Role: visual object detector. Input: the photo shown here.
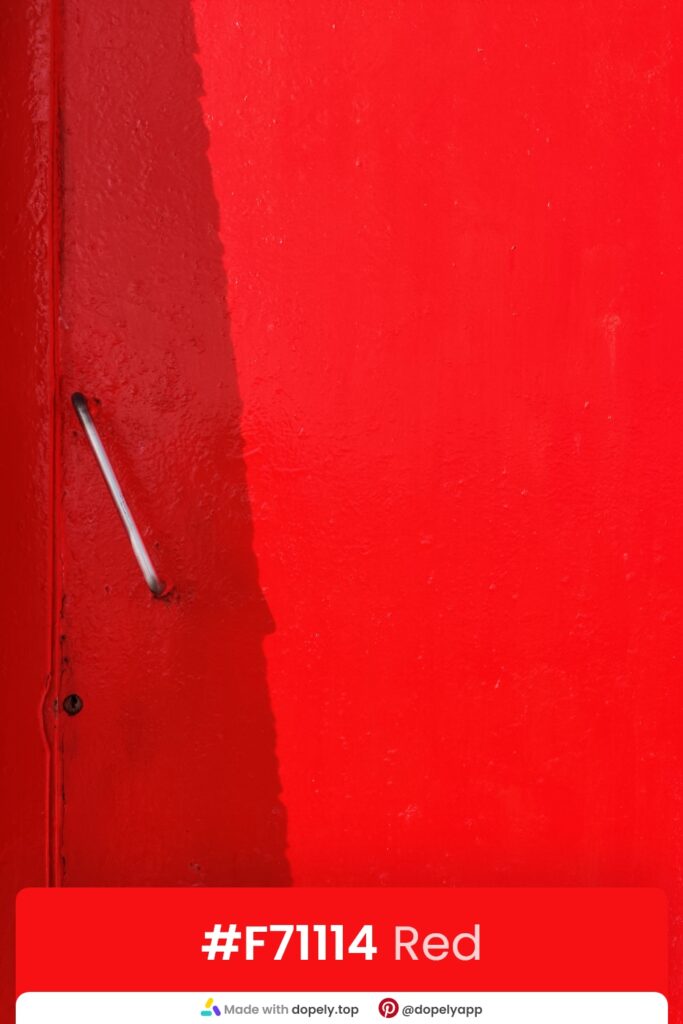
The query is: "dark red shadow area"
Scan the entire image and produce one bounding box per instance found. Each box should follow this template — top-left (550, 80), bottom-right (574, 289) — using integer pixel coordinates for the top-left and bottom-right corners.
top-left (53, 0), bottom-right (290, 886)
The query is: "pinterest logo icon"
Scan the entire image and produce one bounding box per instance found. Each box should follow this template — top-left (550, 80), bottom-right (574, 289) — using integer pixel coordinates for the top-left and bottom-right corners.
top-left (378, 999), bottom-right (400, 1018)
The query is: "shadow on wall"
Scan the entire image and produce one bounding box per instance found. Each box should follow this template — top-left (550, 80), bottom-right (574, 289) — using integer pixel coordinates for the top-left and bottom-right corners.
top-left (58, 0), bottom-right (290, 886)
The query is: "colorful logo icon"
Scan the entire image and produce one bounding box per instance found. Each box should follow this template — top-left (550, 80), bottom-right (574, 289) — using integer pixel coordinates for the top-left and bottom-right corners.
top-left (379, 998), bottom-right (399, 1018)
top-left (201, 998), bottom-right (222, 1017)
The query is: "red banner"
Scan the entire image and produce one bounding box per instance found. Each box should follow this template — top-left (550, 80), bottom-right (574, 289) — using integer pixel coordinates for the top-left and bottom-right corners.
top-left (16, 887), bottom-right (666, 996)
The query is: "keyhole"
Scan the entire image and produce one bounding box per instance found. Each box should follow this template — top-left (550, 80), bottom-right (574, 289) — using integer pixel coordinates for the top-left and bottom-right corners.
top-left (63, 694), bottom-right (84, 716)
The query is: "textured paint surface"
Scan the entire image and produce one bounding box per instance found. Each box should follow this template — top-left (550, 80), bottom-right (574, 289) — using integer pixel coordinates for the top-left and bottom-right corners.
top-left (0, 1), bottom-right (53, 1019)
top-left (196, 0), bottom-right (683, 985)
top-left (13, 0), bottom-right (683, 1018)
top-left (56, 0), bottom-right (289, 888)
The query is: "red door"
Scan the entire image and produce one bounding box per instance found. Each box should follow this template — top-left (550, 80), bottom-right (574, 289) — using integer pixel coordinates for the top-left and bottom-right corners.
top-left (3, 0), bottom-right (683, 1018)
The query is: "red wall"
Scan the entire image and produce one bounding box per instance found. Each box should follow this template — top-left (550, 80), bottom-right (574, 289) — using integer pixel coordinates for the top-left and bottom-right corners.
top-left (193, 0), bottom-right (683, 927)
top-left (0, 0), bottom-right (53, 1017)
top-left (5, 0), bottom-right (683, 1019)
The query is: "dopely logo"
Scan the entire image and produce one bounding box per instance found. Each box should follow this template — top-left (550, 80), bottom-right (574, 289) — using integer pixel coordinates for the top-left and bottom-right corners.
top-left (201, 997), bottom-right (222, 1017)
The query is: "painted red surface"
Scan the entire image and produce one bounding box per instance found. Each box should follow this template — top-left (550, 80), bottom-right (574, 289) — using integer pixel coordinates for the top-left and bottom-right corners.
top-left (0, 0), bottom-right (54, 1019)
top-left (4, 0), bottom-right (683, 1019)
top-left (195, 0), bottom-right (683, 978)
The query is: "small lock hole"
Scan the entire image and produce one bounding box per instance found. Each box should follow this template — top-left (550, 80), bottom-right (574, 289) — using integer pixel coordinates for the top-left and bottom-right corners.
top-left (63, 693), bottom-right (84, 716)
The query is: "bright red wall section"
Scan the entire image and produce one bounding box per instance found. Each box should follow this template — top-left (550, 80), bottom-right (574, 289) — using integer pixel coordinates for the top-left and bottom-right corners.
top-left (0, 1), bottom-right (53, 1020)
top-left (192, 0), bottom-right (683, 991)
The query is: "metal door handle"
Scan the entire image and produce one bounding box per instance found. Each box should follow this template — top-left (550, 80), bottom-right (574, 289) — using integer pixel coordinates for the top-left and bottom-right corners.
top-left (71, 393), bottom-right (166, 597)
